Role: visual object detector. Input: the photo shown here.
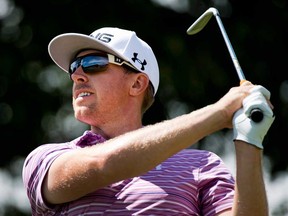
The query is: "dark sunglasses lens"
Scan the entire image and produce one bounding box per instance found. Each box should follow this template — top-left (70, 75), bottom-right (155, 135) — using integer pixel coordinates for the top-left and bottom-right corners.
top-left (69, 59), bottom-right (80, 74)
top-left (69, 55), bottom-right (109, 75)
top-left (81, 56), bottom-right (108, 73)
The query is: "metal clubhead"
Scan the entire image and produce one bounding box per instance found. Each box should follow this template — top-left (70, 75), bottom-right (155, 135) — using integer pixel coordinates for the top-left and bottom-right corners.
top-left (187, 7), bottom-right (219, 35)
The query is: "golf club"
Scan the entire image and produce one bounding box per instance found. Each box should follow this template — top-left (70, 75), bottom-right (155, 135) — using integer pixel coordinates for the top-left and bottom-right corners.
top-left (186, 7), bottom-right (263, 123)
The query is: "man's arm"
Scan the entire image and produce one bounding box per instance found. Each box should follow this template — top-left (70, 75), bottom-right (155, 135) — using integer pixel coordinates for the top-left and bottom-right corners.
top-left (43, 102), bottom-right (228, 204)
top-left (233, 141), bottom-right (268, 215)
top-left (220, 85), bottom-right (275, 216)
top-left (42, 84), bottom-right (254, 204)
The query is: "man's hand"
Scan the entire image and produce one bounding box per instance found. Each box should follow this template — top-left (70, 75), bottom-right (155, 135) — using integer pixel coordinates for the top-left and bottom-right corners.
top-left (232, 85), bottom-right (275, 149)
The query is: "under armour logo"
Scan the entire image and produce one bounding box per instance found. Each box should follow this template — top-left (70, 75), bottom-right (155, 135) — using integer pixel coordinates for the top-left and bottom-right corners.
top-left (131, 53), bottom-right (147, 70)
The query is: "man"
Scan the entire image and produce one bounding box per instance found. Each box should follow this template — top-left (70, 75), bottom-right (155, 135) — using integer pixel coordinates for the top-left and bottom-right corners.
top-left (22, 27), bottom-right (275, 215)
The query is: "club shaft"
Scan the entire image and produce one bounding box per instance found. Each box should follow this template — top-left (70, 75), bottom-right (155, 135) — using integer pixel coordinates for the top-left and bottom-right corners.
top-left (214, 15), bottom-right (246, 81)
top-left (215, 13), bottom-right (263, 122)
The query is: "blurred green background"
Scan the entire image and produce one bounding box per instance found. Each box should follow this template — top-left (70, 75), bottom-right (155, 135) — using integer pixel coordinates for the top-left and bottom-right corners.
top-left (0, 0), bottom-right (287, 215)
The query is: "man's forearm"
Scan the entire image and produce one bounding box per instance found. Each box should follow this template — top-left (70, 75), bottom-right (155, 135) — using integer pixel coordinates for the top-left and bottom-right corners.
top-left (232, 140), bottom-right (268, 216)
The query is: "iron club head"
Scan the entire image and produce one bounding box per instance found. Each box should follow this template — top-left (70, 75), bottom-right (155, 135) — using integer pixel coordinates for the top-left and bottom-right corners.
top-left (186, 7), bottom-right (219, 35)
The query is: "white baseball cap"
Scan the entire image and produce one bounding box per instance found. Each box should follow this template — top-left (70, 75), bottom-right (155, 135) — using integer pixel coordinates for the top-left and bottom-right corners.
top-left (48, 27), bottom-right (159, 95)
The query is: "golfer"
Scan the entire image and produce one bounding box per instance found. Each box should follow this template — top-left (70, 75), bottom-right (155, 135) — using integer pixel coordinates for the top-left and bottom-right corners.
top-left (22, 27), bottom-right (275, 215)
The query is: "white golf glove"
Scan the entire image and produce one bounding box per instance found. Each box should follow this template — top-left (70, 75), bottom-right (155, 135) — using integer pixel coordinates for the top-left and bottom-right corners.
top-left (233, 85), bottom-right (275, 149)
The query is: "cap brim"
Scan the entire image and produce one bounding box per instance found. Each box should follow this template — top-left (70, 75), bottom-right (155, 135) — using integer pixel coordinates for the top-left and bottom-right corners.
top-left (48, 33), bottom-right (129, 73)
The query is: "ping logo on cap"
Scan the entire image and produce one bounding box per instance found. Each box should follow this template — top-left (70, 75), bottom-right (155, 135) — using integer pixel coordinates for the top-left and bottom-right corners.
top-left (90, 33), bottom-right (114, 43)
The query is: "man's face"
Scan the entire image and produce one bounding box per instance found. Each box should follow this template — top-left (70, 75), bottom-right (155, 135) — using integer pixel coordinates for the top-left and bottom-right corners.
top-left (70, 49), bottom-right (135, 127)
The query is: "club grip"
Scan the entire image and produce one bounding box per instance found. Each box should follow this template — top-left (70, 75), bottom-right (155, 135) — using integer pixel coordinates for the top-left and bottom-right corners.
top-left (240, 80), bottom-right (264, 123)
top-left (250, 108), bottom-right (263, 123)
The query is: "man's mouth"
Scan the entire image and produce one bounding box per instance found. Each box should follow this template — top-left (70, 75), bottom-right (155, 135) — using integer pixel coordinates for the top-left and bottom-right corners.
top-left (77, 92), bottom-right (92, 98)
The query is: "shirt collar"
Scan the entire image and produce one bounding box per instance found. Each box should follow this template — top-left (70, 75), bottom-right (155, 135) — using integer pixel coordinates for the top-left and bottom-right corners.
top-left (76, 130), bottom-right (107, 147)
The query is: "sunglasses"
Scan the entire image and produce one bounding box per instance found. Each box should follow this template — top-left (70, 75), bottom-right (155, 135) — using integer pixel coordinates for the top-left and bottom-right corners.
top-left (69, 53), bottom-right (137, 76)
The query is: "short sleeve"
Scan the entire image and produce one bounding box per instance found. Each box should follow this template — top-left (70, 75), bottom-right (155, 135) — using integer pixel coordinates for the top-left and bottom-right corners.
top-left (198, 151), bottom-right (235, 215)
top-left (22, 143), bottom-right (72, 214)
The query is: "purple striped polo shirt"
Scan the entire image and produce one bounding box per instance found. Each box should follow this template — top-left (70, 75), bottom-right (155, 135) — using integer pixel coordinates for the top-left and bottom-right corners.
top-left (22, 130), bottom-right (235, 215)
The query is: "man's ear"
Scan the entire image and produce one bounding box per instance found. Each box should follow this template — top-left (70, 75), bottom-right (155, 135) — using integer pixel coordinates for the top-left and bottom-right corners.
top-left (130, 73), bottom-right (149, 96)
